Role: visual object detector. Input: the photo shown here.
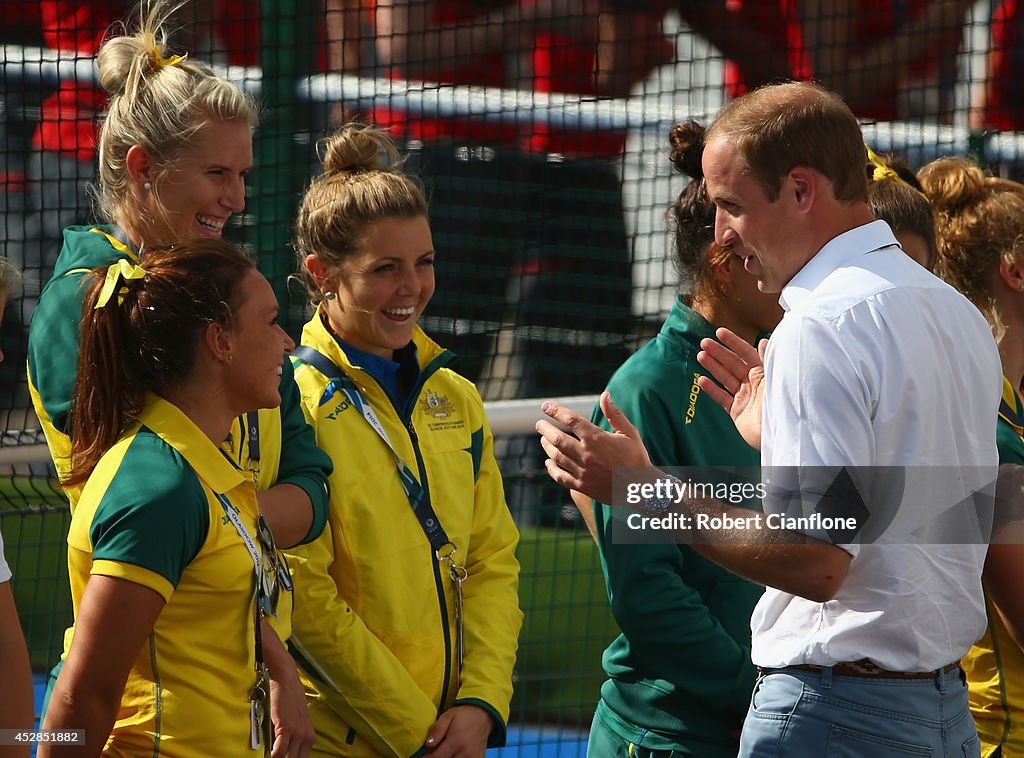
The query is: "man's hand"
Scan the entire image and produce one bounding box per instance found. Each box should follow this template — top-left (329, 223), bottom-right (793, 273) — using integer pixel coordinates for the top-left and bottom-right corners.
top-left (536, 391), bottom-right (652, 504)
top-left (423, 704), bottom-right (493, 758)
top-left (697, 329), bottom-right (768, 451)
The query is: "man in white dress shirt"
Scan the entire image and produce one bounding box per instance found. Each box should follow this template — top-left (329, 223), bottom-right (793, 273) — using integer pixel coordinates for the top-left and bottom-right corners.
top-left (536, 81), bottom-right (1000, 756)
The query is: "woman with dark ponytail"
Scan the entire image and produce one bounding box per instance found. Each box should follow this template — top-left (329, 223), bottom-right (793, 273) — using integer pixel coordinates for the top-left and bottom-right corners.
top-left (40, 240), bottom-right (306, 757)
top-left (573, 121), bottom-right (783, 758)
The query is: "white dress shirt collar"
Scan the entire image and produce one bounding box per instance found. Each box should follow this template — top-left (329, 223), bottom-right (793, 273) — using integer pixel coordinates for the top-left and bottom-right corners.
top-left (779, 219), bottom-right (900, 312)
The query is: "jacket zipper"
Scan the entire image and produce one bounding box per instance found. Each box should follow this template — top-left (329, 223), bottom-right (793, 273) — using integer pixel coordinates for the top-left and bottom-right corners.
top-left (406, 417), bottom-right (455, 713)
top-left (357, 349), bottom-right (457, 713)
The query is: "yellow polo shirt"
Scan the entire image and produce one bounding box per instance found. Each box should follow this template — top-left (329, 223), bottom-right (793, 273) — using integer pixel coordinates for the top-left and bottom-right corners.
top-left (66, 395), bottom-right (263, 757)
top-left (965, 377), bottom-right (1024, 757)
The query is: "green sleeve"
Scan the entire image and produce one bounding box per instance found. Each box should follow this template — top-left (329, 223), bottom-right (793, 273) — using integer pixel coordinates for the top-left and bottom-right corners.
top-left (592, 363), bottom-right (759, 714)
top-left (90, 435), bottom-right (210, 588)
top-left (275, 357), bottom-right (332, 544)
top-left (28, 269), bottom-right (91, 433)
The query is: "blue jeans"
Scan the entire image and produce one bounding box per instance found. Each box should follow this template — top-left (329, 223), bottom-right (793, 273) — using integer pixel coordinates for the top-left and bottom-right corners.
top-left (739, 666), bottom-right (981, 757)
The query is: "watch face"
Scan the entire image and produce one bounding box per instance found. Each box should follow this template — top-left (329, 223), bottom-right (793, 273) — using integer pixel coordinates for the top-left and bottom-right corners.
top-left (644, 493), bottom-right (673, 515)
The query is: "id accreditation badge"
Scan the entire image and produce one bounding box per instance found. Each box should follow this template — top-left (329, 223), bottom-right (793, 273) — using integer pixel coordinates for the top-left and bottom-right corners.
top-left (256, 515), bottom-right (293, 619)
top-left (249, 664), bottom-right (271, 753)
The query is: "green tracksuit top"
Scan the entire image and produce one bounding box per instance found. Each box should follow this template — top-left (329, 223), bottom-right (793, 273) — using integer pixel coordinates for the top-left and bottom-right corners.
top-left (590, 299), bottom-right (763, 756)
top-left (27, 225), bottom-right (331, 541)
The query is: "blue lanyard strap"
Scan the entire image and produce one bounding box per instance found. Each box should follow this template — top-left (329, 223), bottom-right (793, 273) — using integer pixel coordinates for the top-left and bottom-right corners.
top-left (292, 345), bottom-right (455, 555)
top-left (293, 344), bottom-right (467, 676)
top-left (110, 225), bottom-right (140, 257)
top-left (246, 411), bottom-right (260, 462)
top-left (245, 410), bottom-right (261, 483)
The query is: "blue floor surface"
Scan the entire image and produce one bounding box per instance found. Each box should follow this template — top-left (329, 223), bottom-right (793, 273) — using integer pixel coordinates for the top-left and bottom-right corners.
top-left (490, 728), bottom-right (588, 757)
top-left (33, 675), bottom-right (587, 757)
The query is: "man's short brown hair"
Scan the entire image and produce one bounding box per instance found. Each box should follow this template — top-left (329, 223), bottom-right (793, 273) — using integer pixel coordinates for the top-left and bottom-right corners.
top-left (706, 81), bottom-right (869, 204)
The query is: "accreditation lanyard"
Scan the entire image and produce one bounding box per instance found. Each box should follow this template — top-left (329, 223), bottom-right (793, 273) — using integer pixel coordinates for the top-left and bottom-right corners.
top-left (109, 225), bottom-right (139, 257)
top-left (292, 346), bottom-right (468, 675)
top-left (240, 410), bottom-right (261, 484)
top-left (215, 491), bottom-right (274, 754)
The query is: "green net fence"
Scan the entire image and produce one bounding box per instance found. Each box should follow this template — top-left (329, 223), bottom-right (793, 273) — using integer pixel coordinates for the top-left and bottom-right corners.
top-left (2, 0), bottom-right (1024, 750)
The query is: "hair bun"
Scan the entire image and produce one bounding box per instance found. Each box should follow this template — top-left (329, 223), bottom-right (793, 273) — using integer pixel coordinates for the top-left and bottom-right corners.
top-left (97, 5), bottom-right (185, 98)
top-left (668, 121), bottom-right (706, 179)
top-left (918, 157), bottom-right (987, 215)
top-left (97, 34), bottom-right (149, 96)
top-left (320, 124), bottom-right (400, 177)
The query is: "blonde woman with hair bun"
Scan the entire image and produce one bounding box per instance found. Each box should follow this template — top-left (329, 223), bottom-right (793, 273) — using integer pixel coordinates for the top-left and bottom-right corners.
top-left (27, 3), bottom-right (330, 755)
top-left (287, 124), bottom-right (522, 758)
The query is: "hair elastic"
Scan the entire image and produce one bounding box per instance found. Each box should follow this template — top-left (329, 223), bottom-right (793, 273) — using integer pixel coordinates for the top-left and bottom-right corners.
top-left (95, 260), bottom-right (148, 309)
top-left (865, 144), bottom-right (929, 201)
top-left (151, 45), bottom-right (188, 69)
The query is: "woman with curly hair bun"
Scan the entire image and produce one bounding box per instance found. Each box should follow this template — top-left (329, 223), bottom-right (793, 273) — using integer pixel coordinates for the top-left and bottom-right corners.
top-left (920, 156), bottom-right (1024, 758)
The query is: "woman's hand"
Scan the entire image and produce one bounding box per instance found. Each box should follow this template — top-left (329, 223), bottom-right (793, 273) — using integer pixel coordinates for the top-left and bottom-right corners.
top-left (423, 704), bottom-right (493, 758)
top-left (262, 620), bottom-right (315, 758)
top-left (267, 670), bottom-right (315, 758)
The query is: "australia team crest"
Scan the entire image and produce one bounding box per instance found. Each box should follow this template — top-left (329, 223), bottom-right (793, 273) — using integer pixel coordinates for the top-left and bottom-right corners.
top-left (420, 391), bottom-right (455, 420)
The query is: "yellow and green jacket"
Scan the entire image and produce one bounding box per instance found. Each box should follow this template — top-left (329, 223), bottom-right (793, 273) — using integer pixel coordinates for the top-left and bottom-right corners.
top-left (287, 311), bottom-right (522, 758)
top-left (27, 225), bottom-right (331, 534)
top-left (964, 376), bottom-right (1024, 757)
top-left (67, 395), bottom-right (264, 757)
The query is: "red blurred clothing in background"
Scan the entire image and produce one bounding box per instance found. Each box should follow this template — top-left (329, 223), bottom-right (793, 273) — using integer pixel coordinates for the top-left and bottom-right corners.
top-left (371, 0), bottom-right (673, 157)
top-left (973, 0), bottom-right (1024, 131)
top-left (725, 0), bottom-right (969, 123)
top-left (34, 0), bottom-right (263, 164)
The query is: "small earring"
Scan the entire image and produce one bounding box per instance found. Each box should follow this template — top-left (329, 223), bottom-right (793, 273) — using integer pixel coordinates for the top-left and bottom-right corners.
top-left (143, 182), bottom-right (152, 190)
top-left (227, 353), bottom-right (234, 363)
top-left (323, 291), bottom-right (336, 301)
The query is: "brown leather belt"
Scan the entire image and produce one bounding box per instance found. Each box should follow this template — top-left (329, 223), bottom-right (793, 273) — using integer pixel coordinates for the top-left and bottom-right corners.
top-left (759, 659), bottom-right (961, 680)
